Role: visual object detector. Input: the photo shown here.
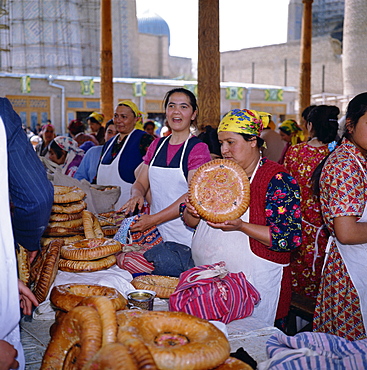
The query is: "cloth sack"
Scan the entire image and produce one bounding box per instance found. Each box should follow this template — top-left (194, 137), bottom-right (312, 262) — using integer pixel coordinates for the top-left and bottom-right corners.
top-left (46, 160), bottom-right (121, 213)
top-left (169, 261), bottom-right (261, 324)
top-left (143, 241), bottom-right (195, 277)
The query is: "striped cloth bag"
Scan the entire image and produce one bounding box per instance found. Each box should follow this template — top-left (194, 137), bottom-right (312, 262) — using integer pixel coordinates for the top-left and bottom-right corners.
top-left (114, 214), bottom-right (163, 274)
top-left (169, 261), bottom-right (261, 324)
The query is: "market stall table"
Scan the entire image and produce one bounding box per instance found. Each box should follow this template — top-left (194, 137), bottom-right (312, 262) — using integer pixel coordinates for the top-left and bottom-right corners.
top-left (21, 298), bottom-right (280, 369)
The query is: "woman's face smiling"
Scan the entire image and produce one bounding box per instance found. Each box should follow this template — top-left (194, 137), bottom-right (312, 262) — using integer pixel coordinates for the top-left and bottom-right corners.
top-left (165, 92), bottom-right (197, 133)
top-left (218, 131), bottom-right (258, 171)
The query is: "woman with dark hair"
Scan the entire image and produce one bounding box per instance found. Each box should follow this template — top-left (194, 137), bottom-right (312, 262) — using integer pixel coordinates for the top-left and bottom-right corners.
top-left (122, 88), bottom-right (211, 248)
top-left (87, 112), bottom-right (105, 144)
top-left (183, 109), bottom-right (302, 327)
top-left (313, 93), bottom-right (367, 340)
top-left (96, 101), bottom-right (154, 210)
top-left (283, 105), bottom-right (339, 301)
top-left (35, 123), bottom-right (56, 157)
top-left (48, 136), bottom-right (84, 177)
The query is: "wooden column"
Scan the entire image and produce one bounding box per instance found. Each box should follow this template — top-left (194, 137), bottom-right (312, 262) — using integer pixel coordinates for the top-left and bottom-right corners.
top-left (298, 0), bottom-right (313, 126)
top-left (100, 0), bottom-right (114, 122)
top-left (197, 0), bottom-right (220, 129)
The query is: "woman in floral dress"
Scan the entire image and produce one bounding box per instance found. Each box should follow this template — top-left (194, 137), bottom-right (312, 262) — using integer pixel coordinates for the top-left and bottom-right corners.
top-left (284, 105), bottom-right (339, 300)
top-left (313, 92), bottom-right (367, 340)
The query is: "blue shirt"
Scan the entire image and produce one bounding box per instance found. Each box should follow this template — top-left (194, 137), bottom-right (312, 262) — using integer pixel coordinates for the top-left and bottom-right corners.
top-left (0, 98), bottom-right (54, 251)
top-left (74, 145), bottom-right (103, 183)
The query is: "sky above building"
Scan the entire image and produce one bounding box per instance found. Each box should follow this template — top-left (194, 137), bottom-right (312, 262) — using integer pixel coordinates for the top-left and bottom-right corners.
top-left (136, 0), bottom-right (290, 61)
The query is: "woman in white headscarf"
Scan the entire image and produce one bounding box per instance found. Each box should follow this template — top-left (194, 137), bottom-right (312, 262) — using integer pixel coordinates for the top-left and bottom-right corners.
top-left (48, 136), bottom-right (85, 177)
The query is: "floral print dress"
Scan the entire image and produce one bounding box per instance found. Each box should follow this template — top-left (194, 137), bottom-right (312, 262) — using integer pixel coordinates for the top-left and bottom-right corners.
top-left (313, 139), bottom-right (367, 340)
top-left (284, 142), bottom-right (330, 299)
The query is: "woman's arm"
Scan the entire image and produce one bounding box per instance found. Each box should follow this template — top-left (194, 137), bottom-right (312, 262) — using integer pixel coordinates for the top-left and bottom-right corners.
top-left (334, 216), bottom-right (367, 244)
top-left (119, 163), bottom-right (150, 213)
top-left (129, 169), bottom-right (197, 232)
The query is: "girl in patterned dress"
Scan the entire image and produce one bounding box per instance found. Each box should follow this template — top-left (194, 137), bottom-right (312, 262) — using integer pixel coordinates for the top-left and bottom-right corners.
top-left (313, 92), bottom-right (367, 340)
top-left (284, 105), bottom-right (339, 300)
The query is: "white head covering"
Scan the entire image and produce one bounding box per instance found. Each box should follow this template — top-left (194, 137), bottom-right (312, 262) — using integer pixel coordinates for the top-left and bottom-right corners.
top-left (53, 136), bottom-right (84, 175)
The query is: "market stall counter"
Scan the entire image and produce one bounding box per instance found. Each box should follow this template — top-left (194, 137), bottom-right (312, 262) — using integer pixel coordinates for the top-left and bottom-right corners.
top-left (21, 297), bottom-right (280, 369)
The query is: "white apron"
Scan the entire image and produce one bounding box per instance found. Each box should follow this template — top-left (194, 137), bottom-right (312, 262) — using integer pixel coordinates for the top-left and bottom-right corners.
top-left (191, 160), bottom-right (287, 325)
top-left (149, 135), bottom-right (194, 247)
top-left (332, 152), bottom-right (367, 333)
top-left (97, 132), bottom-right (134, 210)
top-left (0, 117), bottom-right (25, 369)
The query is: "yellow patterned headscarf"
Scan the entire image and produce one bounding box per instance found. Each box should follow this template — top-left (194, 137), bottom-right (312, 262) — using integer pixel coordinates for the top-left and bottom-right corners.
top-left (279, 119), bottom-right (305, 145)
top-left (118, 100), bottom-right (144, 131)
top-left (87, 112), bottom-right (104, 124)
top-left (218, 109), bottom-right (271, 137)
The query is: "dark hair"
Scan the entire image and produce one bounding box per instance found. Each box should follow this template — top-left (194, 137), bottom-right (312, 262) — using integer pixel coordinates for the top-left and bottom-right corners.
top-left (198, 125), bottom-right (221, 156)
top-left (239, 133), bottom-right (265, 149)
top-left (343, 92), bottom-right (367, 140)
top-left (308, 105), bottom-right (339, 143)
top-left (49, 139), bottom-right (65, 159)
top-left (302, 105), bottom-right (317, 121)
top-left (105, 119), bottom-right (114, 130)
top-left (163, 88), bottom-right (198, 127)
top-left (68, 119), bottom-right (85, 136)
top-left (88, 116), bottom-right (100, 125)
top-left (312, 92), bottom-right (367, 196)
top-left (144, 120), bottom-right (155, 130)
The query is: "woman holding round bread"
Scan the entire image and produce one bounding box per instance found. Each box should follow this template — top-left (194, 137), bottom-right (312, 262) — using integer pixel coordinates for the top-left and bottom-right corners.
top-left (122, 88), bottom-right (211, 248)
top-left (184, 109), bottom-right (302, 328)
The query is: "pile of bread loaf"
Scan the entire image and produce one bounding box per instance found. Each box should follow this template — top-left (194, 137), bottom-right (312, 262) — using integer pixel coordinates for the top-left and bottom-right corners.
top-left (41, 288), bottom-right (251, 370)
top-left (16, 186), bottom-right (125, 305)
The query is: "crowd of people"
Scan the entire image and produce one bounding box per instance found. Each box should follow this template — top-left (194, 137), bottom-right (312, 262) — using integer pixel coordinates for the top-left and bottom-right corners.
top-left (2, 89), bottom-right (367, 368)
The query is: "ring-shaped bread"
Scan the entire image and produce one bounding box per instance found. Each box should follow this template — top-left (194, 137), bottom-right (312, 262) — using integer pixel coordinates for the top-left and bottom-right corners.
top-left (41, 235), bottom-right (84, 248)
top-left (58, 254), bottom-right (116, 272)
top-left (131, 275), bottom-right (179, 298)
top-left (44, 226), bottom-right (84, 237)
top-left (214, 357), bottom-right (254, 369)
top-left (116, 310), bottom-right (230, 370)
top-left (54, 186), bottom-right (86, 204)
top-left (49, 212), bottom-right (83, 222)
top-left (189, 159), bottom-right (251, 223)
top-left (33, 239), bottom-right (63, 303)
top-left (41, 306), bottom-right (102, 369)
top-left (82, 343), bottom-right (139, 370)
top-left (16, 244), bottom-right (30, 286)
top-left (50, 283), bottom-right (127, 312)
top-left (48, 218), bottom-right (84, 229)
top-left (61, 238), bottom-right (122, 261)
top-left (51, 200), bottom-right (87, 214)
top-left (77, 296), bottom-right (117, 346)
top-left (54, 185), bottom-right (76, 195)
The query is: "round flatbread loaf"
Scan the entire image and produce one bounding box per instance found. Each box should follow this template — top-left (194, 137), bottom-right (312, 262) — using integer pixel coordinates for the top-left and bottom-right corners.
top-left (49, 212), bottom-right (83, 222)
top-left (58, 255), bottom-right (116, 272)
top-left (54, 186), bottom-right (86, 204)
top-left (48, 218), bottom-right (84, 229)
top-left (33, 239), bottom-right (63, 303)
top-left (51, 200), bottom-right (87, 214)
top-left (131, 275), bottom-right (179, 298)
top-left (189, 159), bottom-right (250, 223)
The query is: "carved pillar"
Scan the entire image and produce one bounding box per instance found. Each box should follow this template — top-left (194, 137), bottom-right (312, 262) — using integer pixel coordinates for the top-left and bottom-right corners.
top-left (197, 0), bottom-right (220, 129)
top-left (298, 0), bottom-right (313, 126)
top-left (100, 0), bottom-right (114, 122)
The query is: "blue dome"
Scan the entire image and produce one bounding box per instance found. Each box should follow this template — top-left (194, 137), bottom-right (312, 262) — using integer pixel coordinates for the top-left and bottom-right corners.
top-left (138, 10), bottom-right (170, 45)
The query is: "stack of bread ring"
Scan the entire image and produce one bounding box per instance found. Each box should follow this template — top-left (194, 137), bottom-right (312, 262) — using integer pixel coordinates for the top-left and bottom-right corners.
top-left (58, 236), bottom-right (122, 273)
top-left (42, 185), bottom-right (87, 247)
top-left (42, 294), bottom-right (251, 370)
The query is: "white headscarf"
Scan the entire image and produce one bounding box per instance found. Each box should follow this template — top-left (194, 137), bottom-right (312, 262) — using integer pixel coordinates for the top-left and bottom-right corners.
top-left (53, 136), bottom-right (84, 175)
